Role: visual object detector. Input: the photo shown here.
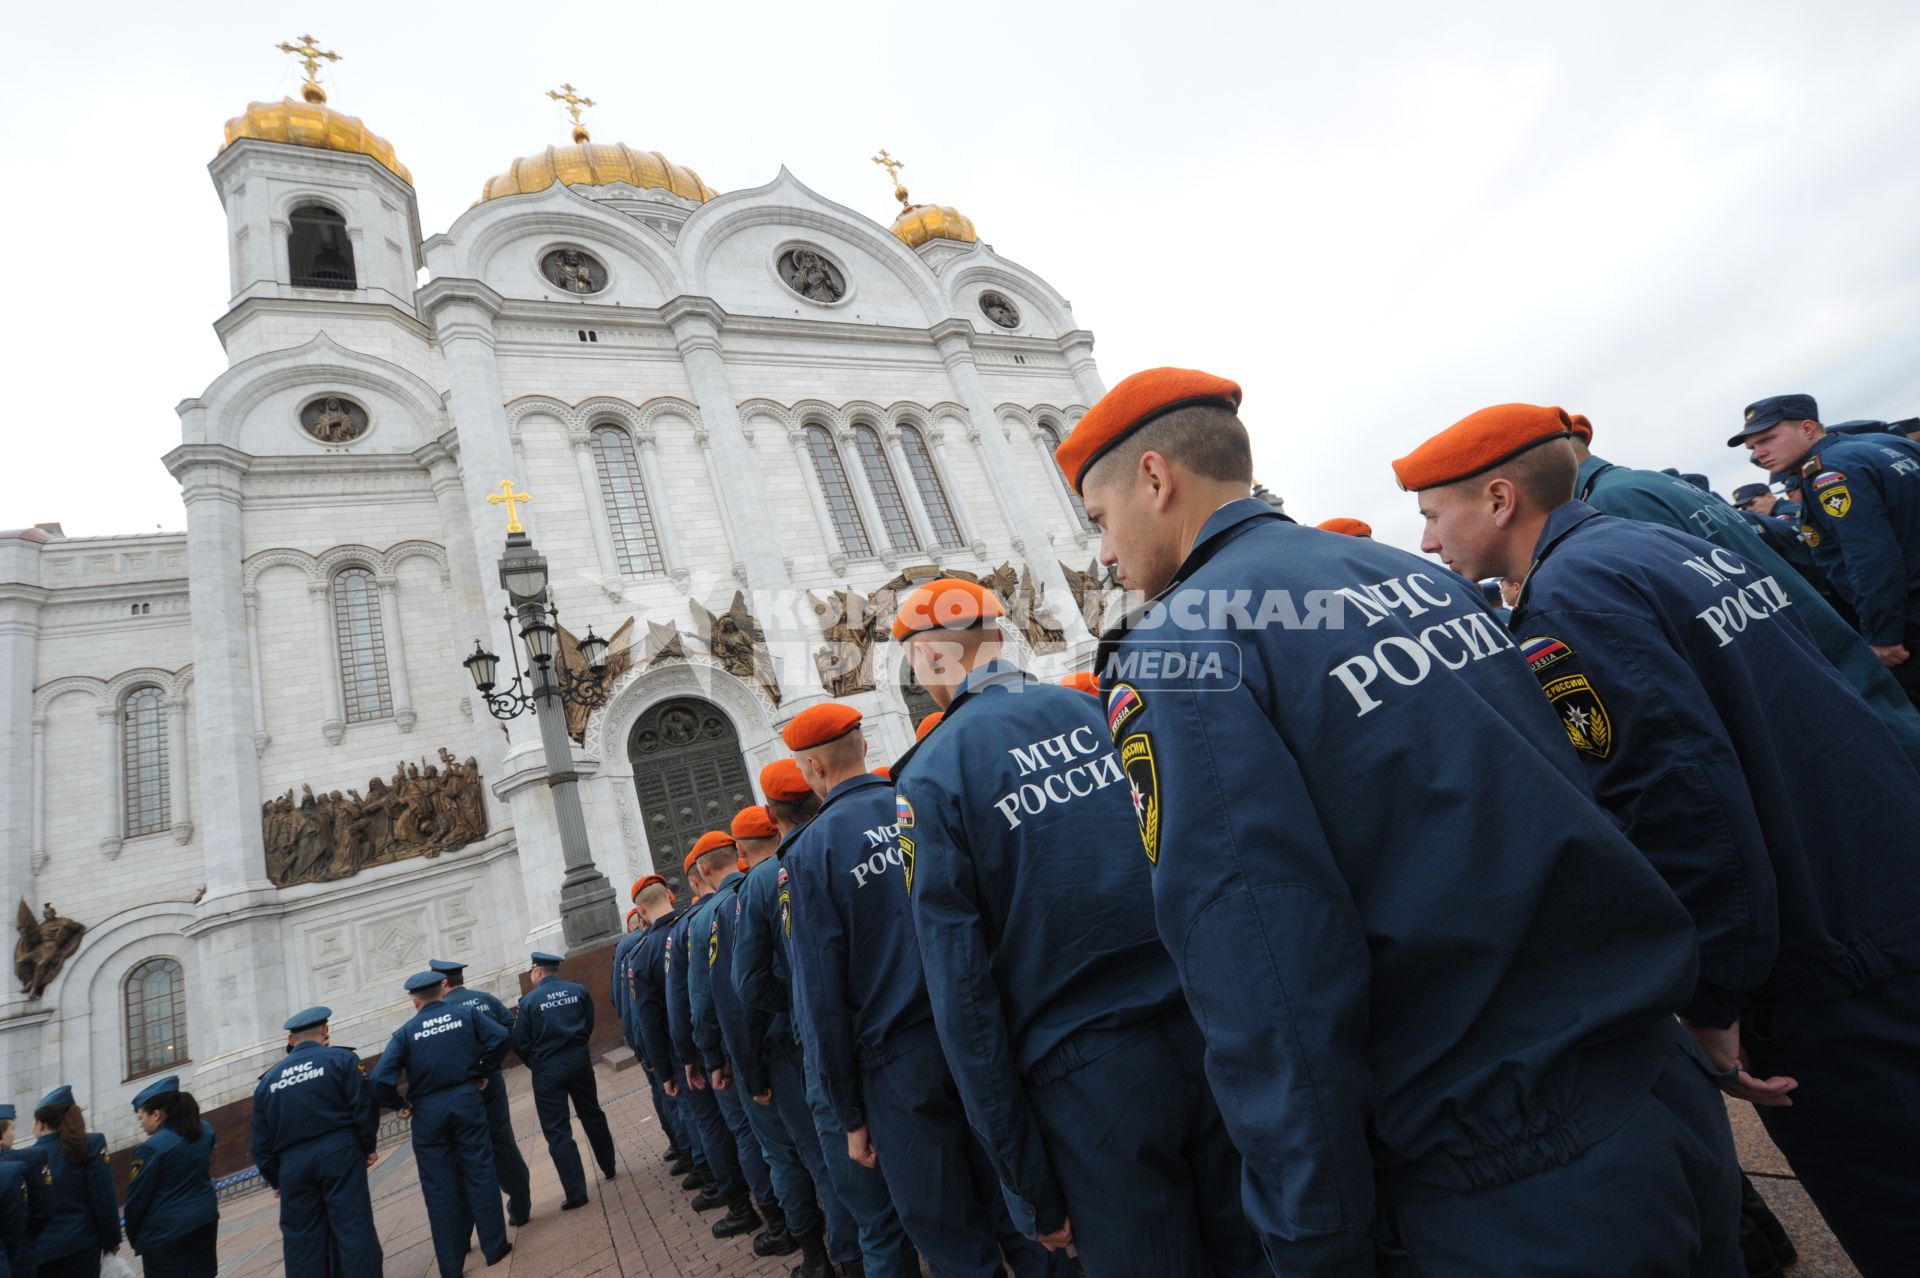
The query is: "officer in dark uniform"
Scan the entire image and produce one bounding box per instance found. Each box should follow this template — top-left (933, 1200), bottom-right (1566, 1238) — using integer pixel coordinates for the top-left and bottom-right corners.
top-left (783, 703), bottom-right (1063, 1278)
top-left (630, 870), bottom-right (720, 1200)
top-left (0, 1146), bottom-right (27, 1278)
top-left (1733, 392), bottom-right (1920, 706)
top-left (508, 952), bottom-right (617, 1210)
top-left (250, 1007), bottom-right (382, 1278)
top-left (0, 1103), bottom-right (55, 1278)
top-left (614, 877), bottom-right (694, 1170)
top-left (122, 1076), bottom-right (219, 1275)
top-left (1057, 370), bottom-right (1738, 1275)
top-left (1407, 401), bottom-right (1920, 1278)
top-left (428, 958), bottom-right (531, 1226)
top-left (29, 1085), bottom-right (121, 1276)
top-left (370, 971), bottom-right (512, 1275)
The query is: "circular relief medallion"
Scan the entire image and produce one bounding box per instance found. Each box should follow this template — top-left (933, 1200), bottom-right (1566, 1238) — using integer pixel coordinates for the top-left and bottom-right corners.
top-left (979, 291), bottom-right (1021, 329)
top-left (541, 246), bottom-right (609, 294)
top-left (778, 247), bottom-right (847, 304)
top-left (300, 395), bottom-right (369, 444)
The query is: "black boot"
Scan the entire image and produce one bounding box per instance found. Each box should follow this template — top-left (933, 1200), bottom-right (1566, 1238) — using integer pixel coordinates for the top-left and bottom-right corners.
top-left (1741, 1174), bottom-right (1796, 1269)
top-left (690, 1183), bottom-right (730, 1212)
top-left (754, 1201), bottom-right (798, 1256)
top-left (681, 1166), bottom-right (711, 1191)
top-left (662, 1144), bottom-right (686, 1164)
top-left (789, 1224), bottom-right (834, 1277)
top-left (838, 1259), bottom-right (865, 1277)
top-left (667, 1152), bottom-right (696, 1176)
top-left (712, 1195), bottom-right (764, 1239)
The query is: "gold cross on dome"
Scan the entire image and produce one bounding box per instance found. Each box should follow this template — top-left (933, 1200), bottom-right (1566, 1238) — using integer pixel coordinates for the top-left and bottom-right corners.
top-left (548, 83), bottom-right (596, 128)
top-left (276, 34), bottom-right (341, 94)
top-left (872, 148), bottom-right (913, 207)
top-left (488, 480), bottom-right (532, 534)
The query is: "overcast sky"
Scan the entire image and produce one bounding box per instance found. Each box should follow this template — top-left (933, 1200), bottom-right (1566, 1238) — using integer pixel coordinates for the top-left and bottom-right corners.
top-left (5, 1), bottom-right (1917, 551)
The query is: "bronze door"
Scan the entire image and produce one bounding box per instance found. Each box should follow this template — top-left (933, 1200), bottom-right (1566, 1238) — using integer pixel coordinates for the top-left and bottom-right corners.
top-left (629, 697), bottom-right (754, 892)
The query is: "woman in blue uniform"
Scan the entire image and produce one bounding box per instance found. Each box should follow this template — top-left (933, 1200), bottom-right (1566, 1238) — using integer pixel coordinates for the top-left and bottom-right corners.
top-left (28, 1088), bottom-right (119, 1278)
top-left (122, 1077), bottom-right (219, 1276)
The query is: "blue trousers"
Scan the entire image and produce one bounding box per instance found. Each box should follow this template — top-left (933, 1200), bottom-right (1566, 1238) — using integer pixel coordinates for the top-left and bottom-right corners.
top-left (412, 1088), bottom-right (507, 1277)
top-left (861, 1025), bottom-right (1064, 1278)
top-left (770, 1044), bottom-right (856, 1258)
top-left (1749, 969), bottom-right (1920, 1278)
top-left (1378, 1038), bottom-right (1741, 1277)
top-left (805, 1052), bottom-right (918, 1278)
top-left (276, 1128), bottom-right (382, 1278)
top-left (712, 1077), bottom-right (776, 1205)
top-left (649, 1071), bottom-right (691, 1152)
top-left (479, 1068), bottom-right (531, 1222)
top-left (1024, 1013), bottom-right (1266, 1276)
top-left (531, 1055), bottom-right (616, 1204)
top-left (741, 1058), bottom-right (824, 1236)
top-left (683, 1073), bottom-right (745, 1200)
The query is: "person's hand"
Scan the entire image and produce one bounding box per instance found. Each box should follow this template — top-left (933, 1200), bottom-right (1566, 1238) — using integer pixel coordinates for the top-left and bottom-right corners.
top-left (846, 1125), bottom-right (878, 1169)
top-left (1873, 642), bottom-right (1910, 668)
top-left (1684, 1022), bottom-right (1798, 1107)
top-left (662, 1076), bottom-right (681, 1098)
top-left (711, 1064), bottom-right (732, 1092)
top-left (397, 1107), bottom-right (412, 1121)
top-left (1038, 1218), bottom-right (1074, 1253)
top-left (751, 1090), bottom-right (773, 1108)
top-left (274, 1189), bottom-right (282, 1199)
top-left (476, 1076), bottom-right (489, 1091)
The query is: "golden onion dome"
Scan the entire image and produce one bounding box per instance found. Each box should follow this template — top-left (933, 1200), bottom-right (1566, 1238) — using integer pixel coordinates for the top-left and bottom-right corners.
top-left (478, 131), bottom-right (718, 205)
top-left (891, 201), bottom-right (978, 249)
top-left (221, 84), bottom-right (412, 185)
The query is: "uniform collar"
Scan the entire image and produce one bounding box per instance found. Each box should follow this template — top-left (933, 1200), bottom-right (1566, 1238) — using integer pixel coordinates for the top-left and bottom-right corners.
top-left (1515, 500), bottom-right (1604, 610)
top-left (1574, 454), bottom-right (1616, 501)
top-left (949, 659), bottom-right (1029, 712)
top-left (288, 1039), bottom-right (326, 1056)
top-left (1100, 497), bottom-right (1286, 650)
top-left (415, 997), bottom-right (446, 1013)
top-left (716, 870), bottom-right (746, 893)
top-left (820, 771), bottom-right (888, 811)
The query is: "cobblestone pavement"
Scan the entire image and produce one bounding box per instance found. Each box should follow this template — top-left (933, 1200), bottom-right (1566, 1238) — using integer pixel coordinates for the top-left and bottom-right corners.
top-left (209, 1061), bottom-right (1858, 1276)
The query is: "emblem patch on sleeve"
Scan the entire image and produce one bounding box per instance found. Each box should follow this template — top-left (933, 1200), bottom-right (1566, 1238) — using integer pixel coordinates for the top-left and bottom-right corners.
top-left (1521, 635), bottom-right (1572, 675)
top-left (708, 915), bottom-right (720, 967)
top-left (899, 834), bottom-right (916, 895)
top-left (777, 867), bottom-right (792, 939)
top-left (1106, 683), bottom-right (1143, 738)
top-left (1119, 732), bottom-right (1161, 865)
top-left (1818, 485), bottom-right (1852, 518)
top-left (1800, 524), bottom-right (1821, 548)
top-left (1810, 469), bottom-right (1847, 489)
top-left (128, 1157), bottom-right (144, 1182)
top-left (1543, 672), bottom-right (1613, 759)
top-left (895, 796), bottom-right (914, 829)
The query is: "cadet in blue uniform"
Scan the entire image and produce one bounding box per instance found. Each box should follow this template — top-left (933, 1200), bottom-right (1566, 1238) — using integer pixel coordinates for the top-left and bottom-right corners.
top-left (0, 1153), bottom-right (23, 1278)
top-left (737, 761), bottom-right (909, 1278)
top-left (427, 957), bottom-right (532, 1226)
top-left (615, 878), bottom-right (694, 1170)
top-left (1733, 392), bottom-right (1920, 706)
top-left (892, 581), bottom-right (1266, 1276)
top-left (250, 1007), bottom-right (382, 1278)
top-left (508, 952), bottom-right (618, 1210)
top-left (1057, 370), bottom-right (1740, 1276)
top-left (121, 1077), bottom-right (218, 1277)
top-left (27, 1087), bottom-right (119, 1278)
top-left (370, 972), bottom-right (512, 1275)
top-left (783, 703), bottom-right (1060, 1278)
top-left (1407, 401), bottom-right (1920, 1278)
top-left (1, 1102), bottom-right (58, 1278)
top-left (629, 876), bottom-right (718, 1191)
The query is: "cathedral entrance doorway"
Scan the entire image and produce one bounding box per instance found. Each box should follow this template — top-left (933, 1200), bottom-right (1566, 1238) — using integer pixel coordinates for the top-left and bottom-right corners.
top-left (628, 696), bottom-right (754, 890)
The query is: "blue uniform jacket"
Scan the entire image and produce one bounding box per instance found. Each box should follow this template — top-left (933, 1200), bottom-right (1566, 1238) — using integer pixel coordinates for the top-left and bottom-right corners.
top-left (610, 929), bottom-right (649, 1058)
top-left (1578, 454), bottom-right (1920, 768)
top-left (370, 997), bottom-right (509, 1109)
top-left (0, 1160), bottom-right (27, 1274)
top-left (122, 1122), bottom-right (217, 1253)
top-left (665, 903), bottom-right (707, 1071)
top-left (0, 1144), bottom-right (54, 1249)
top-left (1793, 431), bottom-right (1920, 645)
top-left (686, 882), bottom-right (735, 1068)
top-left (250, 1041), bottom-right (378, 1188)
top-left (510, 977), bottom-right (596, 1074)
top-left (631, 905), bottom-right (686, 1076)
top-left (786, 773), bottom-right (934, 1132)
top-left (1514, 501), bottom-right (1920, 1021)
top-left (896, 661), bottom-right (1189, 1235)
top-left (695, 871), bottom-right (765, 1093)
top-left (445, 984), bottom-right (515, 1036)
top-left (31, 1133), bottom-right (119, 1261)
top-left (1097, 499), bottom-right (1701, 1274)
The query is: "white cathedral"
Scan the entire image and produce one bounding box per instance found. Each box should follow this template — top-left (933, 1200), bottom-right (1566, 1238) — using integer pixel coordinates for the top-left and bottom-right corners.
top-left (0, 49), bottom-right (1116, 1144)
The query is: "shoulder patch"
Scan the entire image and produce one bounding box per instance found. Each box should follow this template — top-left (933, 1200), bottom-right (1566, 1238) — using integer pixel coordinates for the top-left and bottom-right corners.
top-left (1520, 635), bottom-right (1572, 675)
top-left (128, 1157), bottom-right (144, 1182)
top-left (1119, 732), bottom-right (1161, 865)
top-left (1543, 672), bottom-right (1614, 759)
top-left (899, 833), bottom-right (916, 895)
top-left (895, 795), bottom-right (914, 829)
top-left (1800, 523), bottom-right (1822, 548)
top-left (708, 915), bottom-right (720, 968)
top-left (1818, 484), bottom-right (1852, 518)
top-left (1811, 469), bottom-right (1847, 489)
top-left (1106, 682), bottom-right (1142, 737)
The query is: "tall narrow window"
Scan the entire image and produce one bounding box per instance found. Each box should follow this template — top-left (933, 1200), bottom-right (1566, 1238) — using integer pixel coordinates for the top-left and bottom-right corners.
top-left (1038, 421), bottom-right (1095, 530)
top-left (289, 204), bottom-right (356, 289)
top-left (333, 567), bottom-right (393, 722)
top-left (122, 687), bottom-right (170, 837)
top-left (591, 425), bottom-right (666, 574)
top-left (898, 424), bottom-right (962, 549)
top-left (806, 425), bottom-right (873, 557)
top-left (125, 957), bottom-right (188, 1078)
top-left (853, 425), bottom-right (920, 552)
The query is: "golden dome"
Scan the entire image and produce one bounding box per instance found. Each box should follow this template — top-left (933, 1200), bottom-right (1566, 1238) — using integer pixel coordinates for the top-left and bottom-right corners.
top-left (891, 201), bottom-right (977, 249)
top-left (221, 90), bottom-right (412, 185)
top-left (478, 140), bottom-right (718, 204)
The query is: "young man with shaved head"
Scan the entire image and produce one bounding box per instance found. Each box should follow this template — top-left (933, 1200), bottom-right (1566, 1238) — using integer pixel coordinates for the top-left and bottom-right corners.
top-left (1056, 368), bottom-right (1739, 1276)
top-left (1402, 401), bottom-right (1920, 1277)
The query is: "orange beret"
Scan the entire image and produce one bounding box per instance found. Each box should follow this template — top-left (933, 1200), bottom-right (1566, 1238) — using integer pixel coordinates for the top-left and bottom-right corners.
top-left (1568, 413), bottom-right (1592, 442)
top-left (915, 711), bottom-right (945, 741)
top-left (891, 578), bottom-right (1007, 641)
top-left (1315, 517), bottom-right (1373, 538)
top-left (737, 857), bottom-right (750, 873)
top-left (1391, 404), bottom-right (1577, 493)
top-left (1054, 367), bottom-right (1243, 494)
top-left (685, 829), bottom-right (736, 874)
top-left (730, 805), bottom-right (778, 840)
top-left (872, 766), bottom-right (892, 781)
top-left (760, 758), bottom-right (812, 803)
top-left (1057, 672), bottom-right (1100, 696)
top-left (625, 906), bottom-right (641, 923)
top-left (629, 873), bottom-right (667, 902)
top-left (782, 702), bottom-right (863, 751)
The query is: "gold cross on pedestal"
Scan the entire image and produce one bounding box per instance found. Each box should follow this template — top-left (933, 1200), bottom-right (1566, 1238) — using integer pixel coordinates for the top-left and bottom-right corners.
top-left (872, 148), bottom-right (910, 208)
top-left (277, 34), bottom-right (341, 104)
top-left (488, 480), bottom-right (532, 534)
top-left (548, 83), bottom-right (596, 142)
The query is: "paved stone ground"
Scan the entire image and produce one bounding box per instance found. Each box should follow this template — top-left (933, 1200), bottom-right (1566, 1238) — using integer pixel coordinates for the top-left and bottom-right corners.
top-left (207, 1062), bottom-right (1859, 1276)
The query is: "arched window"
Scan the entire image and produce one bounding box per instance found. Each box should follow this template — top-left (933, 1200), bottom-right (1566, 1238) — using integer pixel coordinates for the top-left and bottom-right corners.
top-left (1038, 420), bottom-right (1095, 530)
top-left (805, 426), bottom-right (873, 557)
top-left (289, 204), bottom-right (356, 289)
top-left (897, 424), bottom-right (962, 549)
top-left (333, 567), bottom-right (393, 722)
top-left (122, 686), bottom-right (170, 838)
top-left (853, 425), bottom-right (920, 552)
top-left (125, 957), bottom-right (188, 1078)
top-left (591, 425), bottom-right (666, 575)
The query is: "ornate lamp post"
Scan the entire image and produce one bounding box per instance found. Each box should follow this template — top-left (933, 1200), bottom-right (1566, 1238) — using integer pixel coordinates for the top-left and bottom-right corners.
top-left (461, 481), bottom-right (621, 951)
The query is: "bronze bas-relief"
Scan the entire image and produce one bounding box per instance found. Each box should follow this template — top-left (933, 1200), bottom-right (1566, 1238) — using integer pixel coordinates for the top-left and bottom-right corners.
top-left (262, 748), bottom-right (487, 887)
top-left (15, 901), bottom-right (85, 999)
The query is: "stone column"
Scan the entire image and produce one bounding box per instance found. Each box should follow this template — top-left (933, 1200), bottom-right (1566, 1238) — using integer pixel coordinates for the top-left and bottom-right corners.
top-left (633, 434), bottom-right (689, 587)
top-left (242, 589), bottom-right (269, 754)
top-left (97, 704), bottom-right (123, 859)
top-left (928, 428), bottom-right (987, 555)
top-left (308, 582), bottom-right (346, 745)
top-left (694, 427), bottom-right (748, 584)
top-left (836, 427), bottom-right (899, 563)
top-left (164, 694), bottom-right (192, 844)
top-left (0, 558), bottom-right (44, 1021)
top-left (1031, 428), bottom-right (1089, 530)
top-left (28, 714), bottom-right (45, 874)
top-left (1060, 330), bottom-right (1107, 406)
top-left (570, 431), bottom-right (625, 582)
top-left (374, 575), bottom-right (416, 732)
top-left (882, 427), bottom-right (939, 552)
